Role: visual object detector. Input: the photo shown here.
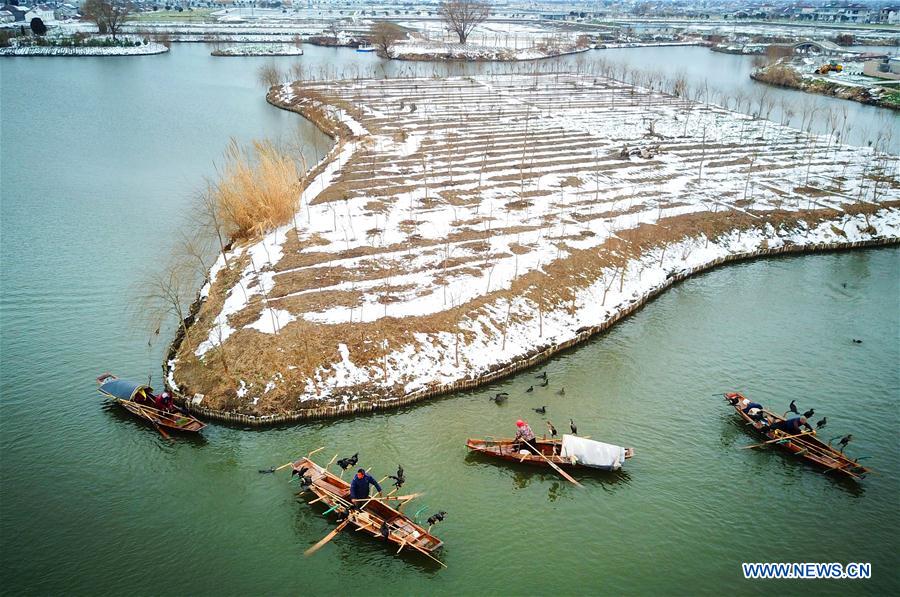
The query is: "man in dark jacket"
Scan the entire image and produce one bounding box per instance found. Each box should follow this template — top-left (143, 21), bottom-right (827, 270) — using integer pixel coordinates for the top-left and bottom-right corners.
top-left (349, 469), bottom-right (382, 505)
top-left (768, 416), bottom-right (812, 435)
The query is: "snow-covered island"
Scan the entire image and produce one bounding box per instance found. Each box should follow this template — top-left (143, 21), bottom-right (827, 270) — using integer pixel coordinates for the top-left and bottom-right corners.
top-left (388, 40), bottom-right (591, 61)
top-left (211, 43), bottom-right (304, 57)
top-left (0, 36), bottom-right (169, 57)
top-left (166, 72), bottom-right (900, 423)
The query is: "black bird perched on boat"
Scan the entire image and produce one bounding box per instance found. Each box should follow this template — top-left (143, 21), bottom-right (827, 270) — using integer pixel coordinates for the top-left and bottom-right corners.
top-left (533, 405), bottom-right (546, 414)
top-left (803, 408), bottom-right (815, 419)
top-left (816, 417), bottom-right (827, 430)
top-left (526, 386), bottom-right (534, 393)
top-left (379, 521), bottom-right (390, 540)
top-left (536, 372), bottom-right (547, 380)
top-left (788, 400), bottom-right (799, 415)
top-left (557, 387), bottom-right (566, 396)
top-left (569, 419), bottom-right (578, 435)
top-left (291, 466), bottom-right (313, 487)
top-left (838, 434), bottom-right (853, 452)
top-left (540, 378), bottom-right (549, 387)
top-left (336, 453), bottom-right (359, 471)
top-left (426, 511), bottom-right (447, 527)
top-left (547, 421), bottom-right (558, 437)
top-left (388, 464), bottom-right (405, 489)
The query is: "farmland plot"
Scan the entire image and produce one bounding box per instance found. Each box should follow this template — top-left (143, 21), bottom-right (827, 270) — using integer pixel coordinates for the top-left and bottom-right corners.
top-left (168, 73), bottom-right (899, 418)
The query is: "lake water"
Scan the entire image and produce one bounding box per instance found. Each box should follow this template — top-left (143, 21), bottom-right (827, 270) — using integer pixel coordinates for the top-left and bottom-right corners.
top-left (1, 43), bottom-right (898, 595)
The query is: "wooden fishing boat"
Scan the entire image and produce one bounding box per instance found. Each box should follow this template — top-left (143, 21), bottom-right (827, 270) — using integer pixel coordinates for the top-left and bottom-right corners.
top-left (466, 436), bottom-right (634, 471)
top-left (291, 455), bottom-right (444, 566)
top-left (97, 373), bottom-right (205, 438)
top-left (724, 392), bottom-right (870, 481)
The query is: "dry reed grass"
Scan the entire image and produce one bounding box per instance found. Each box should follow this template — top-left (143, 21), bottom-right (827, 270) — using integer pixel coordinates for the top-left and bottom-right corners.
top-left (214, 139), bottom-right (302, 241)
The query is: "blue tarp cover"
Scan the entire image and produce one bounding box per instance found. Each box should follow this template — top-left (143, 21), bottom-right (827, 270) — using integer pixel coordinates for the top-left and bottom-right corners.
top-left (98, 379), bottom-right (152, 401)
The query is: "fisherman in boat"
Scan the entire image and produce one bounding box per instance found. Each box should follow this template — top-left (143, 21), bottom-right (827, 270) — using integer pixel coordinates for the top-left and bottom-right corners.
top-left (349, 468), bottom-right (382, 508)
top-left (154, 391), bottom-right (175, 413)
top-left (514, 420), bottom-right (540, 455)
top-left (767, 416), bottom-right (813, 435)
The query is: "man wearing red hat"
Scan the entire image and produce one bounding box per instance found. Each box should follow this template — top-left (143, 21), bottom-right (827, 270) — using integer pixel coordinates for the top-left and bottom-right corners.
top-left (514, 419), bottom-right (539, 455)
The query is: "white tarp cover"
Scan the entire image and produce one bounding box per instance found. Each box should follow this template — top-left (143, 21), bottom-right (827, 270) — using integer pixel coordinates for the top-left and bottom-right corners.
top-left (560, 434), bottom-right (626, 470)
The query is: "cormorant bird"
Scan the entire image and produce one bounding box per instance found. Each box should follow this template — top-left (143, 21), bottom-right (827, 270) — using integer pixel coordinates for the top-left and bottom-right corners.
top-left (336, 453), bottom-right (359, 471)
top-left (540, 378), bottom-right (549, 387)
top-left (526, 386), bottom-right (534, 393)
top-left (291, 466), bottom-right (313, 487)
top-left (788, 400), bottom-right (799, 415)
top-left (803, 408), bottom-right (815, 419)
top-left (547, 421), bottom-right (558, 437)
top-left (838, 434), bottom-right (853, 452)
top-left (427, 511), bottom-right (447, 528)
top-left (533, 405), bottom-right (546, 414)
top-left (388, 464), bottom-right (405, 489)
top-left (379, 521), bottom-right (390, 540)
top-left (557, 387), bottom-right (566, 396)
top-left (852, 339), bottom-right (863, 344)
top-left (491, 393), bottom-right (508, 404)
top-left (816, 417), bottom-right (827, 430)
top-left (569, 419), bottom-right (578, 435)
top-left (536, 372), bottom-right (548, 380)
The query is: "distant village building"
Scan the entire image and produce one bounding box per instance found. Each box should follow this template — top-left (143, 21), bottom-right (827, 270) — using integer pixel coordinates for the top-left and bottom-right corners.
top-left (25, 5), bottom-right (56, 23)
top-left (0, 3), bottom-right (27, 21)
top-left (55, 3), bottom-right (79, 20)
top-left (863, 57), bottom-right (900, 80)
top-left (881, 6), bottom-right (900, 24)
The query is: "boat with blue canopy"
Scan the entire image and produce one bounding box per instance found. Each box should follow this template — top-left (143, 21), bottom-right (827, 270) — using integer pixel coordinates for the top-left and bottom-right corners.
top-left (96, 373), bottom-right (205, 438)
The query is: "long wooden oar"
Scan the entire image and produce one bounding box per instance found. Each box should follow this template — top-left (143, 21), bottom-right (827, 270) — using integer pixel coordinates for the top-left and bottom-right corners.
top-left (353, 493), bottom-right (422, 504)
top-left (260, 447), bottom-right (325, 474)
top-left (304, 519), bottom-right (351, 556)
top-left (132, 403), bottom-right (171, 440)
top-left (740, 430), bottom-right (814, 449)
top-left (523, 440), bottom-right (582, 487)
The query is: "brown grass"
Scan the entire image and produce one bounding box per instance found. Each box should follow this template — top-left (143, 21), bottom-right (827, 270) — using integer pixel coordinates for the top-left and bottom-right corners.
top-left (214, 139), bottom-right (302, 240)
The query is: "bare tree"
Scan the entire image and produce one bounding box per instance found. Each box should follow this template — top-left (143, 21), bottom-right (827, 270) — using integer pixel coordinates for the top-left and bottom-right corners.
top-left (257, 63), bottom-right (282, 88)
top-left (439, 0), bottom-right (490, 45)
top-left (82, 0), bottom-right (132, 40)
top-left (370, 21), bottom-right (405, 55)
top-left (143, 258), bottom-right (194, 345)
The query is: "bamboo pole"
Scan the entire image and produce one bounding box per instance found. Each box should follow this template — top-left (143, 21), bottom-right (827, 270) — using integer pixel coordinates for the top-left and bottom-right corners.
top-left (304, 519), bottom-right (351, 556)
top-left (740, 430), bottom-right (814, 449)
top-left (523, 440), bottom-right (582, 487)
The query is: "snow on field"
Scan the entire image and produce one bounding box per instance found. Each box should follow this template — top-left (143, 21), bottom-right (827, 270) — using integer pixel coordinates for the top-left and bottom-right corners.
top-left (0, 40), bottom-right (169, 56)
top-left (211, 43), bottom-right (304, 56)
top-left (390, 40), bottom-right (589, 61)
top-left (172, 73), bottom-right (899, 414)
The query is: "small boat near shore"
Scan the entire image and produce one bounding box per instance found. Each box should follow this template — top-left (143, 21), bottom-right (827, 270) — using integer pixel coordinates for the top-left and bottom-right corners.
top-left (356, 45), bottom-right (376, 52)
top-left (466, 435), bottom-right (634, 471)
top-left (96, 373), bottom-right (205, 438)
top-left (291, 453), bottom-right (445, 566)
top-left (724, 392), bottom-right (870, 481)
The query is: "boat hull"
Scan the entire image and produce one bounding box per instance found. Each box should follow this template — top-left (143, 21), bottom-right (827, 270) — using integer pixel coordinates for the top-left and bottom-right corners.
top-left (725, 392), bottom-right (869, 481)
top-left (466, 437), bottom-right (633, 471)
top-left (292, 457), bottom-right (442, 557)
